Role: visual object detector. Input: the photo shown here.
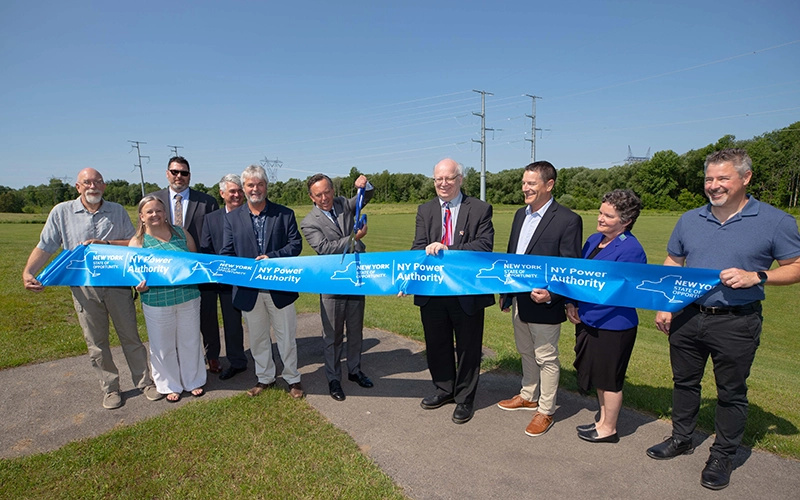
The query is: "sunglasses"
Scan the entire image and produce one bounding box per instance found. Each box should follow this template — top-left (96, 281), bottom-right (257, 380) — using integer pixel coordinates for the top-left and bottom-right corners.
top-left (169, 169), bottom-right (190, 177)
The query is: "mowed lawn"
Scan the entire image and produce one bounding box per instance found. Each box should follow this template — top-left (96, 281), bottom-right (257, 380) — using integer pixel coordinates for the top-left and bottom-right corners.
top-left (1, 204), bottom-right (799, 498)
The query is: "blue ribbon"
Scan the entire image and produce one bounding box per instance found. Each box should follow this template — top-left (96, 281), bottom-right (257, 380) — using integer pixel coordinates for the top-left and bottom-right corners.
top-left (37, 244), bottom-right (721, 312)
top-left (341, 186), bottom-right (368, 263)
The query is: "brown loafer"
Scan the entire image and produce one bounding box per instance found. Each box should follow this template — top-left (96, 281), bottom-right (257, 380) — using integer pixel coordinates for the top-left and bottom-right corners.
top-left (288, 382), bottom-right (304, 399)
top-left (207, 359), bottom-right (223, 373)
top-left (247, 382), bottom-right (275, 397)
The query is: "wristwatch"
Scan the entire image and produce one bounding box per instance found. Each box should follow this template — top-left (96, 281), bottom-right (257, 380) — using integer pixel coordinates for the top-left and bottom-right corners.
top-left (757, 271), bottom-right (768, 285)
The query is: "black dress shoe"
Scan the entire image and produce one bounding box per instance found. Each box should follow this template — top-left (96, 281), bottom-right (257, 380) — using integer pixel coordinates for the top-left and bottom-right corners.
top-left (219, 366), bottom-right (247, 380)
top-left (452, 403), bottom-right (474, 424)
top-left (420, 393), bottom-right (455, 409)
top-left (348, 371), bottom-right (374, 388)
top-left (578, 428), bottom-right (620, 443)
top-left (329, 380), bottom-right (346, 401)
top-left (576, 423), bottom-right (596, 432)
top-left (701, 456), bottom-right (732, 490)
top-left (646, 436), bottom-right (694, 460)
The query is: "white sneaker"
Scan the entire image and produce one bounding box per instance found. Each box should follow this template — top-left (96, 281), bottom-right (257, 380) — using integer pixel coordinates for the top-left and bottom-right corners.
top-left (103, 391), bottom-right (122, 409)
top-left (143, 385), bottom-right (164, 401)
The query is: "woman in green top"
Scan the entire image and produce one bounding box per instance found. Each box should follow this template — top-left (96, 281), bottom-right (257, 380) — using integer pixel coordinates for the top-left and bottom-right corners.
top-left (130, 196), bottom-right (206, 402)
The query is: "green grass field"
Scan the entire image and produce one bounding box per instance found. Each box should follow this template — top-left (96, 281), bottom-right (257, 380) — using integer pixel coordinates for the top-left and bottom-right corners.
top-left (2, 204), bottom-right (799, 498)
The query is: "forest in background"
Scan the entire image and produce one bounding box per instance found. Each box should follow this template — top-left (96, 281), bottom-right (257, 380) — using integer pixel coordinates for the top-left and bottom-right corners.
top-left (2, 121), bottom-right (798, 214)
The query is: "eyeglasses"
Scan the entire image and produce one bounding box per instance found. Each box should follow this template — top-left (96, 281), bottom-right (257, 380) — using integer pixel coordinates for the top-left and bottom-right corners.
top-left (433, 175), bottom-right (461, 185)
top-left (80, 180), bottom-right (105, 187)
top-left (169, 169), bottom-right (190, 177)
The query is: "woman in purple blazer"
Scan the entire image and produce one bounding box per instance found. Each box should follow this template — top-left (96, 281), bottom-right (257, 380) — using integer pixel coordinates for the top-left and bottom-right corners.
top-left (565, 189), bottom-right (647, 443)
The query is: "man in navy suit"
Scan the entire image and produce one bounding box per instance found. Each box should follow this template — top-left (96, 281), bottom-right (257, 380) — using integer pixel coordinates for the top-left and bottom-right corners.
top-left (199, 173), bottom-right (247, 380)
top-left (148, 156), bottom-right (222, 373)
top-left (411, 158), bottom-right (494, 425)
top-left (220, 165), bottom-right (304, 399)
top-left (497, 161), bottom-right (582, 437)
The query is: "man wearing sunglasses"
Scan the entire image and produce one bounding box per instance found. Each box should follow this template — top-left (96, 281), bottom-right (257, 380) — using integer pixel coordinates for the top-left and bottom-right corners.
top-left (148, 157), bottom-right (221, 374)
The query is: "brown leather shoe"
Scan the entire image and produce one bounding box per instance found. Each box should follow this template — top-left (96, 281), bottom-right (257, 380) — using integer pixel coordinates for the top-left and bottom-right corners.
top-left (497, 394), bottom-right (538, 411)
top-left (288, 382), bottom-right (304, 399)
top-left (525, 413), bottom-right (554, 437)
top-left (207, 359), bottom-right (223, 373)
top-left (247, 382), bottom-right (275, 397)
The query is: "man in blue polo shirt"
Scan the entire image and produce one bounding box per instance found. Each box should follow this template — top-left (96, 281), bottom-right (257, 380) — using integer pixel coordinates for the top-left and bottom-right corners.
top-left (647, 149), bottom-right (800, 490)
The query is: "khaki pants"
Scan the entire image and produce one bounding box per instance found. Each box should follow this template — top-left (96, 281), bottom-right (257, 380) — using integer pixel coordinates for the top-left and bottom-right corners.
top-left (71, 286), bottom-right (152, 394)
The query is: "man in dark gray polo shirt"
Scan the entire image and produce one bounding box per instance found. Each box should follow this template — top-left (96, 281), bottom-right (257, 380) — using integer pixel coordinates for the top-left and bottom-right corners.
top-left (23, 168), bottom-right (160, 409)
top-left (647, 149), bottom-right (800, 490)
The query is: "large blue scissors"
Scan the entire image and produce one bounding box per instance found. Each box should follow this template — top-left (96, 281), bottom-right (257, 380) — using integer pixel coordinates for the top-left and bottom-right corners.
top-left (341, 187), bottom-right (367, 263)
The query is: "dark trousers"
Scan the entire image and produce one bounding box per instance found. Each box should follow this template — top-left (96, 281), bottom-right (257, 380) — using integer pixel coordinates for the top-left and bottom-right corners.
top-left (219, 289), bottom-right (246, 369)
top-left (200, 288), bottom-right (220, 360)
top-left (420, 296), bottom-right (485, 405)
top-left (669, 305), bottom-right (762, 458)
top-left (320, 294), bottom-right (365, 382)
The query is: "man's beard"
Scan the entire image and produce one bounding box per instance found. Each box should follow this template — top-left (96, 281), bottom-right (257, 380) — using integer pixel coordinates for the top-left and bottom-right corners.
top-left (85, 192), bottom-right (103, 204)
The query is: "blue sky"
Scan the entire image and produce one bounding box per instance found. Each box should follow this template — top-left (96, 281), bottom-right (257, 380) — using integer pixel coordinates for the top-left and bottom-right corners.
top-left (1, 1), bottom-right (798, 189)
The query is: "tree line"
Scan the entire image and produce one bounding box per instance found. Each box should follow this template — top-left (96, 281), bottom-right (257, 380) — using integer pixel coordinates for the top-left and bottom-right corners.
top-left (2, 121), bottom-right (798, 214)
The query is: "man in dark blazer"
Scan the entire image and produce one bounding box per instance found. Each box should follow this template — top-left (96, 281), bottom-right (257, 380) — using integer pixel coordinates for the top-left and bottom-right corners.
top-left (411, 158), bottom-right (494, 425)
top-left (148, 156), bottom-right (222, 373)
top-left (199, 173), bottom-right (247, 380)
top-left (300, 173), bottom-right (375, 402)
top-left (497, 161), bottom-right (582, 437)
top-left (220, 164), bottom-right (304, 399)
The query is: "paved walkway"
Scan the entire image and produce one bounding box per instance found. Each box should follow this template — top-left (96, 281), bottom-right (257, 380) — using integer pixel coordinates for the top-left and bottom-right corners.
top-left (2, 313), bottom-right (798, 498)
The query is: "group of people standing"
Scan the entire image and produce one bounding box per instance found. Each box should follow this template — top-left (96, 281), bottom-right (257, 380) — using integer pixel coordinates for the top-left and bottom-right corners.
top-left (23, 148), bottom-right (800, 491)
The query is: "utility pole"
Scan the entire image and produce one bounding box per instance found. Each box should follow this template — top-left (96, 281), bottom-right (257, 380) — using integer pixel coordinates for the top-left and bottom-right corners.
top-left (168, 145), bottom-right (183, 157)
top-left (472, 89), bottom-right (493, 201)
top-left (128, 140), bottom-right (149, 197)
top-left (260, 157), bottom-right (283, 184)
top-left (525, 94), bottom-right (542, 161)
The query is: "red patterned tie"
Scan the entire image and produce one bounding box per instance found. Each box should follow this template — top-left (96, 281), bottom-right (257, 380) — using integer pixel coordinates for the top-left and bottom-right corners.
top-left (442, 202), bottom-right (452, 245)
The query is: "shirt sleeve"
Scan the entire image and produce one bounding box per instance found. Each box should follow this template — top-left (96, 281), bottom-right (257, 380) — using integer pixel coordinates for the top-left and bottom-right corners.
top-left (666, 216), bottom-right (686, 258)
top-left (37, 206), bottom-right (64, 254)
top-left (772, 214), bottom-right (800, 261)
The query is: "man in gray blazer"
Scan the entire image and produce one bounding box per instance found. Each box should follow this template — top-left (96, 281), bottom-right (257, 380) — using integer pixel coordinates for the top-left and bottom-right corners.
top-left (147, 156), bottom-right (221, 373)
top-left (301, 173), bottom-right (375, 401)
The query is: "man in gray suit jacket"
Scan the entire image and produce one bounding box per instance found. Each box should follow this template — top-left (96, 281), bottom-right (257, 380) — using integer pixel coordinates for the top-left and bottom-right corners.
top-left (301, 173), bottom-right (374, 401)
top-left (147, 156), bottom-right (222, 373)
top-left (497, 161), bottom-right (582, 438)
top-left (411, 158), bottom-right (494, 425)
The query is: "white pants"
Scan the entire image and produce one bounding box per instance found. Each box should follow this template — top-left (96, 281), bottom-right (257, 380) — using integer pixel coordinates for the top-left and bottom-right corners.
top-left (512, 298), bottom-right (562, 415)
top-left (142, 298), bottom-right (207, 394)
top-left (242, 292), bottom-right (300, 385)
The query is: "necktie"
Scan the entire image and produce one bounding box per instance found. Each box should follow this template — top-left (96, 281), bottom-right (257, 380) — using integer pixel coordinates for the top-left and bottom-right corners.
top-left (328, 210), bottom-right (341, 231)
top-left (174, 194), bottom-right (183, 227)
top-left (441, 202), bottom-right (452, 245)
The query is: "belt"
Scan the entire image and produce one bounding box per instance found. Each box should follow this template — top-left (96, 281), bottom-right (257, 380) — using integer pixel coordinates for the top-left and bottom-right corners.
top-left (690, 301), bottom-right (760, 315)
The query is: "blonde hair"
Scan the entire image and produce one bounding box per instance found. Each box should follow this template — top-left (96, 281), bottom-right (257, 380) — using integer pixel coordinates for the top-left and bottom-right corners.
top-left (134, 196), bottom-right (180, 242)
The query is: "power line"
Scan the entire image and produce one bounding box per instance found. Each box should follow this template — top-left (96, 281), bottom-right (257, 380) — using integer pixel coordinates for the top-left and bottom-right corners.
top-left (472, 89), bottom-right (493, 201)
top-left (128, 141), bottom-right (149, 197)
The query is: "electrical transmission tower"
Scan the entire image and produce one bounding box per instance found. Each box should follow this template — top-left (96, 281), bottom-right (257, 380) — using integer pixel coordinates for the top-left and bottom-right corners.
top-left (168, 145), bottom-right (183, 157)
top-left (625, 146), bottom-right (651, 164)
top-left (525, 95), bottom-right (541, 161)
top-left (128, 140), bottom-right (149, 197)
top-left (472, 89), bottom-right (493, 202)
top-left (260, 157), bottom-right (283, 183)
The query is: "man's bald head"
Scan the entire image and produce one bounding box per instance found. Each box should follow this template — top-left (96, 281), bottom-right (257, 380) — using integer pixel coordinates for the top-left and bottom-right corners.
top-left (75, 168), bottom-right (106, 209)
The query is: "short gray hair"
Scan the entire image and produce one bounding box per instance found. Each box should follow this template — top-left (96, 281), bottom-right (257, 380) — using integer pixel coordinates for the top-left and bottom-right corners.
top-left (241, 165), bottom-right (268, 184)
top-left (218, 173), bottom-right (242, 191)
top-left (704, 148), bottom-right (752, 177)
